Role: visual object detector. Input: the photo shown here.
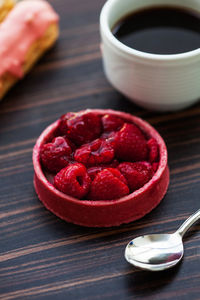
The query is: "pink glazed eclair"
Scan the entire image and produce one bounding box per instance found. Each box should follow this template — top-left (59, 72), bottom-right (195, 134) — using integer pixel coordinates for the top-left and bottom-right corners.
top-left (0, 0), bottom-right (59, 100)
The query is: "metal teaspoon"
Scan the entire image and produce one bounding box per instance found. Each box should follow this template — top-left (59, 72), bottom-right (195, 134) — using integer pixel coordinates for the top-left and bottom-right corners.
top-left (125, 209), bottom-right (200, 271)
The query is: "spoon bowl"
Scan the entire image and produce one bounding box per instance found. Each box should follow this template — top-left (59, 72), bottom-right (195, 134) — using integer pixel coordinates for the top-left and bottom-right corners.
top-left (125, 209), bottom-right (200, 271)
top-left (125, 233), bottom-right (183, 271)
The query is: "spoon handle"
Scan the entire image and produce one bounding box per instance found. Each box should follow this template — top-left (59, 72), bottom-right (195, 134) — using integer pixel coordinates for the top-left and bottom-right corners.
top-left (176, 209), bottom-right (200, 238)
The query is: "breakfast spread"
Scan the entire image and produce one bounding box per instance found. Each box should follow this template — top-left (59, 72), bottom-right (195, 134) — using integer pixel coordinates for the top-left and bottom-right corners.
top-left (0, 0), bottom-right (59, 100)
top-left (0, 0), bottom-right (170, 227)
top-left (33, 109), bottom-right (169, 227)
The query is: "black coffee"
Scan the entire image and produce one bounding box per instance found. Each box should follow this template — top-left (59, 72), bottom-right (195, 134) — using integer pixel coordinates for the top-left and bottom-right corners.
top-left (112, 6), bottom-right (200, 54)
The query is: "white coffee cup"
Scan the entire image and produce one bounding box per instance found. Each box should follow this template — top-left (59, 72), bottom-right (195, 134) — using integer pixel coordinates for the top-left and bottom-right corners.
top-left (100, 0), bottom-right (200, 111)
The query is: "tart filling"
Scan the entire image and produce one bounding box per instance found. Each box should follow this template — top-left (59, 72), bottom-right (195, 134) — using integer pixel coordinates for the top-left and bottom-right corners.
top-left (33, 109), bottom-right (169, 227)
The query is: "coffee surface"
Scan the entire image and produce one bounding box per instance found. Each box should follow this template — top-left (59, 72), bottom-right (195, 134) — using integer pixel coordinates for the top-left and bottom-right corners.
top-left (113, 7), bottom-right (200, 54)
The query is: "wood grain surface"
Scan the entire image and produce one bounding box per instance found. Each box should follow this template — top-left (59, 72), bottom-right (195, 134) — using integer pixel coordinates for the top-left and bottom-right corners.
top-left (0, 0), bottom-right (200, 299)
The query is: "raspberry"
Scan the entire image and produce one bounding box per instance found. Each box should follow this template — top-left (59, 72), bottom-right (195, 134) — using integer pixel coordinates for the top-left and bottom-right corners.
top-left (58, 112), bottom-right (76, 135)
top-left (100, 131), bottom-right (116, 147)
top-left (87, 166), bottom-right (104, 181)
top-left (102, 114), bottom-right (124, 132)
top-left (74, 138), bottom-right (114, 166)
top-left (118, 162), bottom-right (153, 191)
top-left (88, 168), bottom-right (129, 200)
top-left (54, 163), bottom-right (91, 199)
top-left (40, 136), bottom-right (72, 173)
top-left (114, 123), bottom-right (148, 161)
top-left (63, 136), bottom-right (76, 152)
top-left (87, 160), bottom-right (119, 180)
top-left (59, 111), bottom-right (102, 145)
top-left (147, 138), bottom-right (159, 163)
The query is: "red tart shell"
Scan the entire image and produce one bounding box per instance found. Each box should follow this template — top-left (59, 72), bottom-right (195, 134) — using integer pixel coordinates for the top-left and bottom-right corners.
top-left (33, 109), bottom-right (169, 227)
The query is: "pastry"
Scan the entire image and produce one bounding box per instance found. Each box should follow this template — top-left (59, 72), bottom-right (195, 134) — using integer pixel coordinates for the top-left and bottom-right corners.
top-left (33, 109), bottom-right (169, 227)
top-left (0, 0), bottom-right (59, 100)
top-left (0, 0), bottom-right (15, 23)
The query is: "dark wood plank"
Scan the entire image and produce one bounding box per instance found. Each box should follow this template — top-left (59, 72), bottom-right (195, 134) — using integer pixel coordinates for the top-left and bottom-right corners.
top-left (1, 0), bottom-right (200, 299)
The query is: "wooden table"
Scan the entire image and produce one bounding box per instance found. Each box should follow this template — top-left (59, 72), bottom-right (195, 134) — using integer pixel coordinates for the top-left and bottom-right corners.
top-left (1, 0), bottom-right (200, 299)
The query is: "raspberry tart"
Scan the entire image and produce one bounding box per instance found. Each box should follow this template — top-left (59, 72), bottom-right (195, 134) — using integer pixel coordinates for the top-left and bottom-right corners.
top-left (33, 109), bottom-right (169, 227)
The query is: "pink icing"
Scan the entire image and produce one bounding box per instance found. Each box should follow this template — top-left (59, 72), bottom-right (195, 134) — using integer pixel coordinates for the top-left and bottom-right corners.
top-left (0, 0), bottom-right (59, 78)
